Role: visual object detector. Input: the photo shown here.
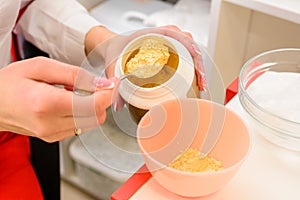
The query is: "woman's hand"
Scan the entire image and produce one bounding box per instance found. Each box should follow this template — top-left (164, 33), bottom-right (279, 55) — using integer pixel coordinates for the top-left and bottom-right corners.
top-left (0, 57), bottom-right (117, 142)
top-left (137, 25), bottom-right (207, 91)
top-left (84, 25), bottom-right (207, 111)
top-left (84, 25), bottom-right (206, 90)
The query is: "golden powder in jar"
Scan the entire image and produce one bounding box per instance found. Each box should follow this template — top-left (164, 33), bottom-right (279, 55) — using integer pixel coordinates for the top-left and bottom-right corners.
top-left (125, 39), bottom-right (170, 78)
top-left (168, 148), bottom-right (223, 172)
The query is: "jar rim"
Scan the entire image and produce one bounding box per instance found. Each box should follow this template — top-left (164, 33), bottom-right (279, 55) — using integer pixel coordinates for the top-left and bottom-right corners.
top-left (115, 33), bottom-right (195, 109)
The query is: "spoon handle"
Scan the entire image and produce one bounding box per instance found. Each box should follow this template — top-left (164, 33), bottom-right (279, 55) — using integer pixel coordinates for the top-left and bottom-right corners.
top-left (120, 74), bottom-right (136, 80)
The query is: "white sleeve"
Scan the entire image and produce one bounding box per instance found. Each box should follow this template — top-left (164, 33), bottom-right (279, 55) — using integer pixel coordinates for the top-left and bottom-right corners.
top-left (15, 0), bottom-right (101, 66)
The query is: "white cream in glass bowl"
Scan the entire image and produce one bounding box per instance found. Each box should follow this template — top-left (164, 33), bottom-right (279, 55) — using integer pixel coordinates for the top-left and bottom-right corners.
top-left (239, 48), bottom-right (300, 151)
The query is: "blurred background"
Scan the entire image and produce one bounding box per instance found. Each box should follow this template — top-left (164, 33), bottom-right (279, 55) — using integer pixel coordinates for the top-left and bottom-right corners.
top-left (61, 0), bottom-right (300, 199)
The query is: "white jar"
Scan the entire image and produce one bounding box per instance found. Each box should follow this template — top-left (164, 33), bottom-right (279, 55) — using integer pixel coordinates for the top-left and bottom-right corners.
top-left (115, 34), bottom-right (199, 122)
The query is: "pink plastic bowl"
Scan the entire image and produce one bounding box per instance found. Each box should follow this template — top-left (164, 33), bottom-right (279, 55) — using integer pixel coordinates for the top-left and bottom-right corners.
top-left (137, 99), bottom-right (251, 197)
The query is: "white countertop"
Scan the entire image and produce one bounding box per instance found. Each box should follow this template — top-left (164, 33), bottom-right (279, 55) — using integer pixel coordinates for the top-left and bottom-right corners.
top-left (89, 0), bottom-right (174, 33)
top-left (89, 0), bottom-right (211, 46)
top-left (130, 95), bottom-right (300, 199)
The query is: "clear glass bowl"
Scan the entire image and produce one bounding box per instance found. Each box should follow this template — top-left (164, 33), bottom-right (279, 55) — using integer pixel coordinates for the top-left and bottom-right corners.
top-left (238, 48), bottom-right (300, 151)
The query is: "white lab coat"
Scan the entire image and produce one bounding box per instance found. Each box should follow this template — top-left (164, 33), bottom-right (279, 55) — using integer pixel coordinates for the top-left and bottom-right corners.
top-left (0, 0), bottom-right (102, 68)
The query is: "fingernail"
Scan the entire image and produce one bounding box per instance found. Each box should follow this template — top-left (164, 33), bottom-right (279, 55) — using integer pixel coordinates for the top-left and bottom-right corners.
top-left (192, 43), bottom-right (201, 55)
top-left (113, 102), bottom-right (118, 112)
top-left (94, 77), bottom-right (115, 90)
top-left (200, 78), bottom-right (207, 91)
top-left (109, 76), bottom-right (120, 83)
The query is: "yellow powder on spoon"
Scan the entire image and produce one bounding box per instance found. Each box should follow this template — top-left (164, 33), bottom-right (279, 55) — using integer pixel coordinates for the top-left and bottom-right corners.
top-left (125, 39), bottom-right (170, 78)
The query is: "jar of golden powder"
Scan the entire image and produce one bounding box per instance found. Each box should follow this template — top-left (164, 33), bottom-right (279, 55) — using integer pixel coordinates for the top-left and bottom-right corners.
top-left (115, 34), bottom-right (199, 122)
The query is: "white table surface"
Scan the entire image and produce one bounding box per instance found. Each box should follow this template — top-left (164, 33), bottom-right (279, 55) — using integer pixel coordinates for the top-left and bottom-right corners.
top-left (129, 95), bottom-right (300, 200)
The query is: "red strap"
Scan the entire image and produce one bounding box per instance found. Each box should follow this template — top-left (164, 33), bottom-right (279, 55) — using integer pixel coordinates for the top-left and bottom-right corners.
top-left (0, 133), bottom-right (43, 199)
top-left (11, 1), bottom-right (33, 62)
top-left (11, 33), bottom-right (20, 62)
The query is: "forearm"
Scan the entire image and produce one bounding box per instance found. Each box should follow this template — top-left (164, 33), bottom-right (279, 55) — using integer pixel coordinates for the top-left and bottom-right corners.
top-left (15, 0), bottom-right (101, 65)
top-left (84, 25), bottom-right (116, 57)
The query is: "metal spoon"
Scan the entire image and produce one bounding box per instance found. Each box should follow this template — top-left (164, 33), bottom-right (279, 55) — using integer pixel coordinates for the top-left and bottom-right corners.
top-left (74, 65), bottom-right (164, 95)
top-left (120, 64), bottom-right (165, 80)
